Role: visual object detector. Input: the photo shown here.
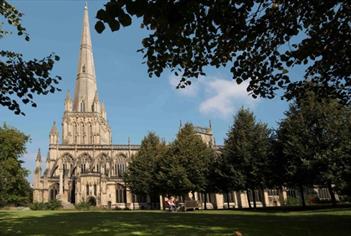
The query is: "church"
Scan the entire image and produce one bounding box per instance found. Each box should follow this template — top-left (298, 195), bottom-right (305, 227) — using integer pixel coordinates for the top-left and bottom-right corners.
top-left (33, 4), bottom-right (333, 209)
top-left (32, 4), bottom-right (140, 208)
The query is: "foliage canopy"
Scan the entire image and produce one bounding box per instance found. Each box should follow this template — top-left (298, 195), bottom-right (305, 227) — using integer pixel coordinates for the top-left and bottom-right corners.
top-left (0, 1), bottom-right (61, 115)
top-left (96, 0), bottom-right (351, 104)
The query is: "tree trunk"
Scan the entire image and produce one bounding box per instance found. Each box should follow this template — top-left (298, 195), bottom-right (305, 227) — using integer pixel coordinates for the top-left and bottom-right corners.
top-left (252, 189), bottom-right (257, 209)
top-left (261, 188), bottom-right (266, 208)
top-left (204, 192), bottom-right (207, 210)
top-left (299, 185), bottom-right (306, 207)
top-left (328, 184), bottom-right (337, 207)
top-left (226, 191), bottom-right (230, 209)
top-left (124, 186), bottom-right (128, 208)
top-left (278, 186), bottom-right (285, 206)
top-left (246, 190), bottom-right (252, 208)
top-left (162, 195), bottom-right (165, 210)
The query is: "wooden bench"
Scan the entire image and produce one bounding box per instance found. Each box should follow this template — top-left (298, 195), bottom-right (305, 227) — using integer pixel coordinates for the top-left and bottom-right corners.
top-left (183, 200), bottom-right (200, 211)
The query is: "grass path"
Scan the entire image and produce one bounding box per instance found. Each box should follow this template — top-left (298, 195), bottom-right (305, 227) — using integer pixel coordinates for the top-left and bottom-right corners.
top-left (0, 208), bottom-right (350, 236)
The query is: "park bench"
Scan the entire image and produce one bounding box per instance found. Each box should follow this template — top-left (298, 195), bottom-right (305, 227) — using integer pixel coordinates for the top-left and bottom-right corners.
top-left (183, 200), bottom-right (200, 211)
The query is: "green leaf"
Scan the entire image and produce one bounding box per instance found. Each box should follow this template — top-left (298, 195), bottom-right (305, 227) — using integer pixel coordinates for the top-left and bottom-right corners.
top-left (96, 9), bottom-right (107, 21)
top-left (108, 19), bottom-right (120, 32)
top-left (118, 13), bottom-right (132, 27)
top-left (95, 21), bottom-right (105, 33)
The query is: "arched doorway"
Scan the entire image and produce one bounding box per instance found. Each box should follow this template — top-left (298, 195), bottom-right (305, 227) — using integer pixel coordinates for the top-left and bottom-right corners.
top-left (49, 183), bottom-right (59, 201)
top-left (69, 176), bottom-right (76, 204)
top-left (87, 196), bottom-right (96, 206)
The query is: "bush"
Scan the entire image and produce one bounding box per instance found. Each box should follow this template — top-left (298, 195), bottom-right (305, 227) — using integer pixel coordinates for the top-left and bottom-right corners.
top-left (30, 200), bottom-right (62, 210)
top-left (46, 199), bottom-right (62, 210)
top-left (29, 202), bottom-right (46, 210)
top-left (75, 201), bottom-right (92, 210)
top-left (285, 197), bottom-right (300, 206)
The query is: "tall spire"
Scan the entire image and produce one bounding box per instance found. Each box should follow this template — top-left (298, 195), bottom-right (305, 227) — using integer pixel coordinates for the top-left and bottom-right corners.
top-left (73, 3), bottom-right (97, 112)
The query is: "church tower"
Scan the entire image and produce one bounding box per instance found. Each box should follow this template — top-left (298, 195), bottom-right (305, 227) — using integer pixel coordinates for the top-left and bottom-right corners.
top-left (61, 3), bottom-right (111, 145)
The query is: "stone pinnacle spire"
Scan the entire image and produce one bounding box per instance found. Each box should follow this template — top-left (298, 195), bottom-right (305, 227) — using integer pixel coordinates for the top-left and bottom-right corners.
top-left (73, 3), bottom-right (97, 112)
top-left (36, 148), bottom-right (41, 162)
top-left (50, 121), bottom-right (58, 135)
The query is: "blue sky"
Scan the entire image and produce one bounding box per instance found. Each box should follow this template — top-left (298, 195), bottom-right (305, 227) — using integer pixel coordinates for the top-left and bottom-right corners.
top-left (1, 1), bottom-right (292, 182)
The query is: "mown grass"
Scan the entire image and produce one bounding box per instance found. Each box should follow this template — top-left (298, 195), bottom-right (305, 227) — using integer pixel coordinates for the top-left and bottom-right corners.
top-left (0, 208), bottom-right (350, 236)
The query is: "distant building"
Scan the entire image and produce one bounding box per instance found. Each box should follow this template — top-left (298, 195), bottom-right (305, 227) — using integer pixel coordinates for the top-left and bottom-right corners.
top-left (33, 4), bottom-right (335, 209)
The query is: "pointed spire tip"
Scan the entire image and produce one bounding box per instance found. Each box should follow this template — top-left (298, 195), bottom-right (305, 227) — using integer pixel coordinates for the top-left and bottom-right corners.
top-left (36, 148), bottom-right (42, 162)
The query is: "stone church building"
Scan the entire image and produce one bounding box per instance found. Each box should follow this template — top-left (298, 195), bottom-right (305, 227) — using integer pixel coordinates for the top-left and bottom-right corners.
top-left (32, 4), bottom-right (140, 208)
top-left (33, 5), bottom-right (333, 209)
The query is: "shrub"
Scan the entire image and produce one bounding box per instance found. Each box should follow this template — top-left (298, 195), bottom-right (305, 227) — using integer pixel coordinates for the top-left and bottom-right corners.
top-left (30, 200), bottom-right (62, 210)
top-left (75, 201), bottom-right (91, 210)
top-left (285, 197), bottom-right (300, 206)
top-left (30, 202), bottom-right (46, 210)
top-left (46, 199), bottom-right (62, 210)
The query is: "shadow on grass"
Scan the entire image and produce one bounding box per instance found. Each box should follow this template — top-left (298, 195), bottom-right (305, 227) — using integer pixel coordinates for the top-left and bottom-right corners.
top-left (222, 204), bottom-right (351, 213)
top-left (0, 210), bottom-right (350, 236)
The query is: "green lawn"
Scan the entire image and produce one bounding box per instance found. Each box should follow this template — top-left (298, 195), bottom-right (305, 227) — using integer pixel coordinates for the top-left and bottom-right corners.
top-left (0, 208), bottom-right (350, 236)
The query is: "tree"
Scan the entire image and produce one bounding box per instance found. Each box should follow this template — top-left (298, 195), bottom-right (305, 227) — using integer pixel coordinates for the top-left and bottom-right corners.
top-left (124, 132), bottom-right (166, 197)
top-left (0, 124), bottom-right (31, 206)
top-left (266, 132), bottom-right (290, 204)
top-left (155, 150), bottom-right (192, 197)
top-left (223, 107), bottom-right (271, 208)
top-left (276, 91), bottom-right (351, 206)
top-left (96, 1), bottom-right (351, 104)
top-left (1, 1), bottom-right (61, 115)
top-left (156, 123), bottom-right (215, 198)
top-left (208, 152), bottom-right (244, 209)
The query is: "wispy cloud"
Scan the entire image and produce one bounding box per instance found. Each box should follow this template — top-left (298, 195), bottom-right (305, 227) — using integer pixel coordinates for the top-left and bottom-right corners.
top-left (199, 79), bottom-right (257, 118)
top-left (169, 74), bottom-right (259, 119)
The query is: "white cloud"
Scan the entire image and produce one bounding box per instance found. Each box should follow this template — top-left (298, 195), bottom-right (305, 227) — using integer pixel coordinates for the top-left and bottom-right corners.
top-left (168, 73), bottom-right (259, 119)
top-left (199, 79), bottom-right (258, 118)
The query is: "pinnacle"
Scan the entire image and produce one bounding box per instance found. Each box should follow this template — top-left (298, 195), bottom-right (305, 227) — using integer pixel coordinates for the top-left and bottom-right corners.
top-left (36, 148), bottom-right (42, 162)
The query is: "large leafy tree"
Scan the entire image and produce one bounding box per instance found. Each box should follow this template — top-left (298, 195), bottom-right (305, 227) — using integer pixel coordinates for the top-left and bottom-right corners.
top-left (1, 1), bottom-right (61, 115)
top-left (124, 132), bottom-right (166, 196)
top-left (276, 91), bottom-right (351, 206)
top-left (96, 0), bottom-right (351, 104)
top-left (208, 152), bottom-right (244, 209)
top-left (155, 149), bottom-right (192, 197)
top-left (223, 108), bottom-right (271, 208)
top-left (156, 123), bottom-right (215, 198)
top-left (0, 124), bottom-right (31, 206)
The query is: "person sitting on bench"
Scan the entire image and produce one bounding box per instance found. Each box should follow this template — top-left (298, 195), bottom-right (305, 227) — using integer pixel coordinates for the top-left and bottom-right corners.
top-left (167, 197), bottom-right (176, 211)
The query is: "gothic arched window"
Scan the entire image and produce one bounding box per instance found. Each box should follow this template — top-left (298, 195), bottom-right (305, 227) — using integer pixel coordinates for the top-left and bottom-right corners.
top-left (88, 123), bottom-right (92, 144)
top-left (73, 123), bottom-right (77, 143)
top-left (116, 185), bottom-right (126, 203)
top-left (117, 164), bottom-right (126, 177)
top-left (80, 101), bottom-right (85, 112)
top-left (80, 123), bottom-right (85, 143)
